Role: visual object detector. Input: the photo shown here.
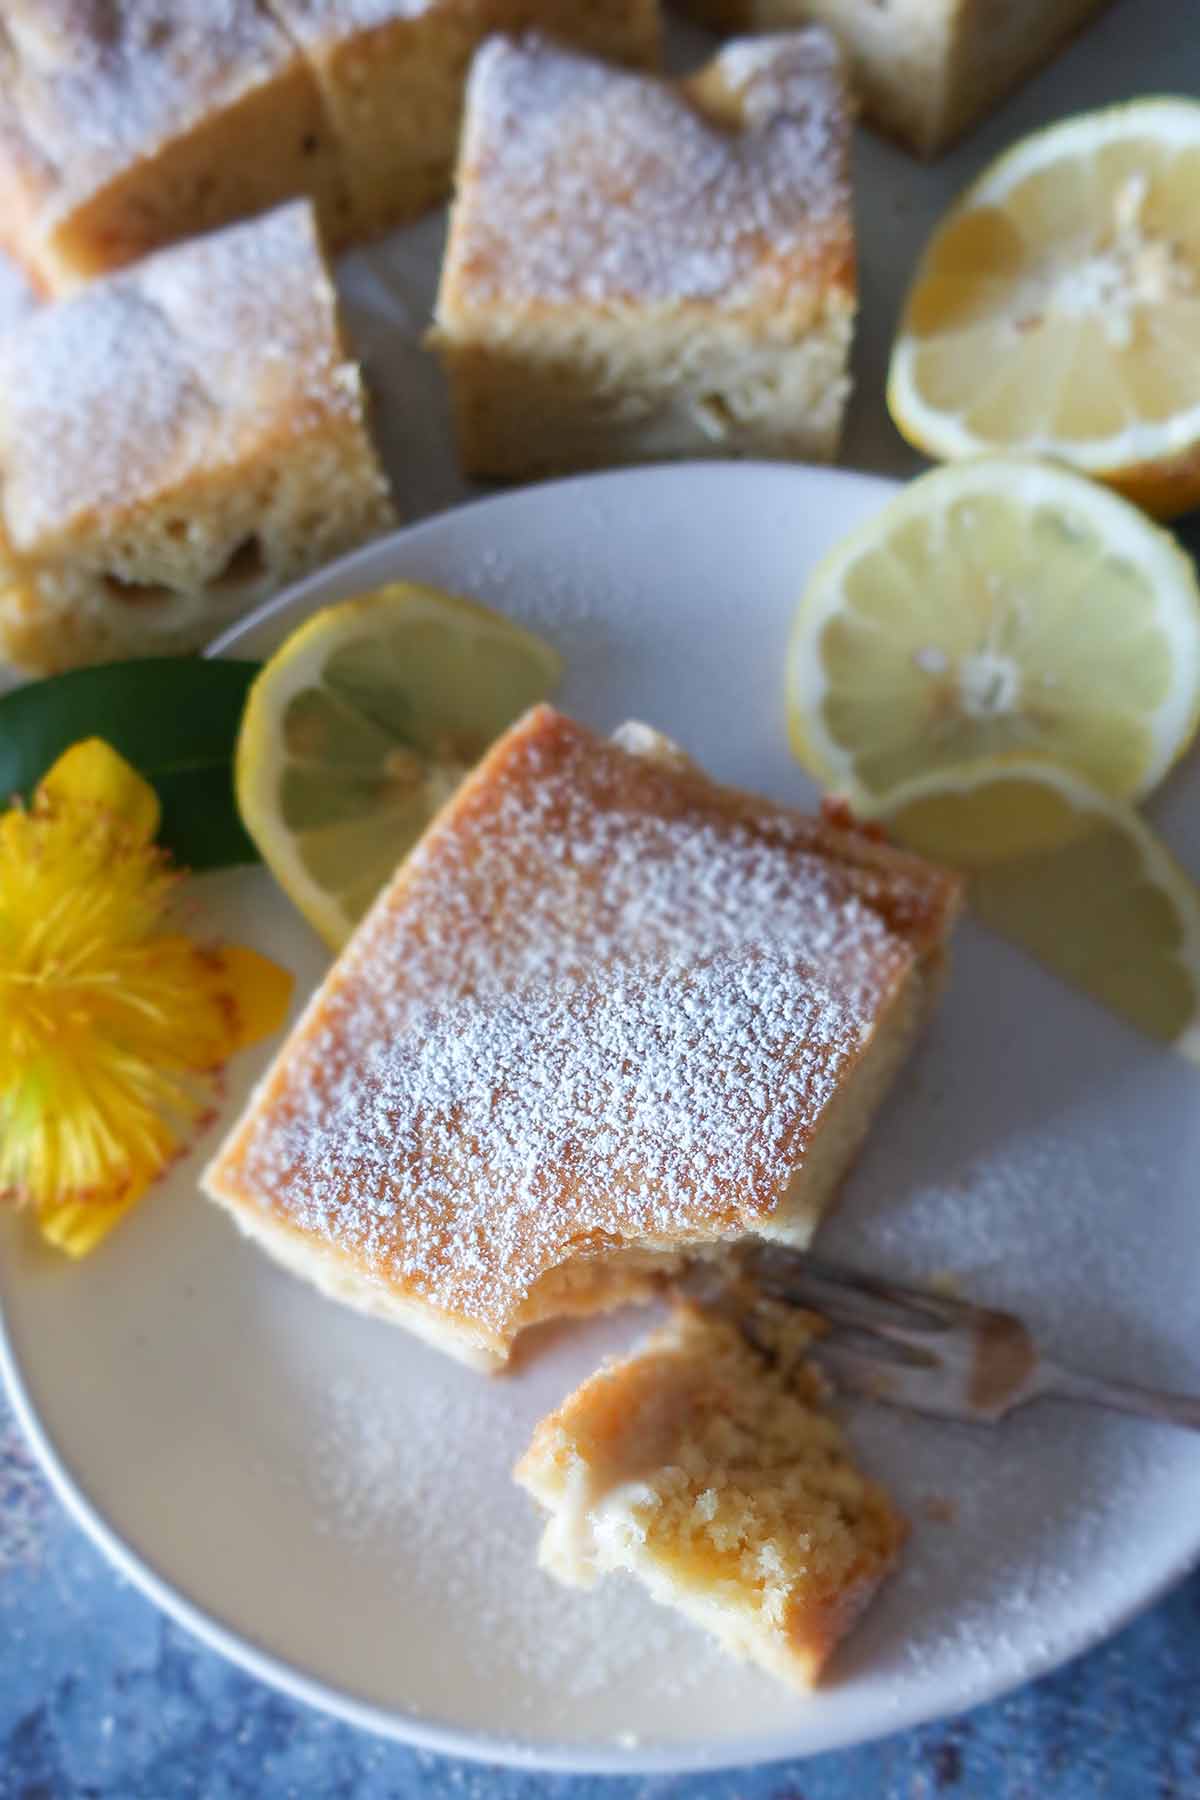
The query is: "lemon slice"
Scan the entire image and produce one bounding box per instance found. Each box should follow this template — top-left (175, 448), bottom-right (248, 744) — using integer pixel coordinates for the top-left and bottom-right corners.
top-left (864, 760), bottom-right (1200, 1057)
top-left (888, 98), bottom-right (1200, 519)
top-left (786, 458), bottom-right (1200, 824)
top-left (236, 582), bottom-right (562, 947)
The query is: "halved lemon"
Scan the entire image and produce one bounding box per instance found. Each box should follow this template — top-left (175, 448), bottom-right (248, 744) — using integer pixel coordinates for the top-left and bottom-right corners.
top-left (236, 581), bottom-right (562, 948)
top-left (863, 760), bottom-right (1200, 1058)
top-left (786, 458), bottom-right (1200, 825)
top-left (888, 98), bottom-right (1200, 519)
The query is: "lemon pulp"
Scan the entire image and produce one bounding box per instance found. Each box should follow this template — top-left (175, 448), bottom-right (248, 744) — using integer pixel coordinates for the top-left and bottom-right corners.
top-left (870, 762), bottom-right (1200, 1056)
top-left (236, 581), bottom-right (562, 946)
top-left (888, 99), bottom-right (1200, 518)
top-left (787, 458), bottom-right (1200, 818)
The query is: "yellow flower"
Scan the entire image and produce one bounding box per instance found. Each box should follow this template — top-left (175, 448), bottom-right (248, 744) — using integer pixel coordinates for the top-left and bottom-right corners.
top-left (0, 739), bottom-right (292, 1257)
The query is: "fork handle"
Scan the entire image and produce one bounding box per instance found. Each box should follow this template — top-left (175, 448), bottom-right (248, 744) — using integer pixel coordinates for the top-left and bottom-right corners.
top-left (1039, 1361), bottom-right (1200, 1432)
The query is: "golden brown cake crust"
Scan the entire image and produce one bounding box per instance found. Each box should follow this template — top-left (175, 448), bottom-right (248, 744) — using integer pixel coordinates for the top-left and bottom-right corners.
top-left (0, 201), bottom-right (362, 547)
top-left (206, 707), bottom-right (961, 1363)
top-left (214, 942), bottom-right (914, 1358)
top-left (0, 0), bottom-right (292, 186)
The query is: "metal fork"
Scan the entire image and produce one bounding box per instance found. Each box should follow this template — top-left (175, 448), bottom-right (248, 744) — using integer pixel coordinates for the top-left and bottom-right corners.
top-left (683, 1244), bottom-right (1200, 1432)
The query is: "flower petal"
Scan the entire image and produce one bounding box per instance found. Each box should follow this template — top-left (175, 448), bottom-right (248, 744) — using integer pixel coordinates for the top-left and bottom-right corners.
top-left (37, 1173), bottom-right (155, 1259)
top-left (3, 738), bottom-right (292, 1260)
top-left (38, 739), bottom-right (161, 843)
top-left (208, 945), bottom-right (294, 1050)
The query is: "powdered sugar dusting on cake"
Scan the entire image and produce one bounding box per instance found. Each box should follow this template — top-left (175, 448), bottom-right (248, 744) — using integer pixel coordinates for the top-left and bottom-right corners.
top-left (0, 202), bottom-right (359, 543)
top-left (269, 0), bottom-right (439, 33)
top-left (1, 0), bottom-right (298, 199)
top-left (261, 945), bottom-right (890, 1334)
top-left (714, 30), bottom-right (843, 93)
top-left (135, 200), bottom-right (356, 423)
top-left (449, 31), bottom-right (851, 309)
top-left (216, 710), bottom-right (932, 1346)
top-left (0, 251), bottom-right (37, 337)
top-left (0, 285), bottom-right (206, 540)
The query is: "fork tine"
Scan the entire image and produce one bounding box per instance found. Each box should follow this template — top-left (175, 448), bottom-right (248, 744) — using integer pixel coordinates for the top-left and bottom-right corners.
top-left (804, 1254), bottom-right (966, 1325)
top-left (729, 1295), bottom-right (937, 1373)
top-left (730, 1247), bottom-right (1034, 1422)
top-left (811, 1319), bottom-right (938, 1370)
top-left (812, 1338), bottom-right (984, 1421)
top-left (770, 1269), bottom-right (926, 1339)
top-left (692, 1245), bottom-right (1200, 1433)
top-left (735, 1243), bottom-right (959, 1335)
top-left (681, 1249), bottom-right (1039, 1425)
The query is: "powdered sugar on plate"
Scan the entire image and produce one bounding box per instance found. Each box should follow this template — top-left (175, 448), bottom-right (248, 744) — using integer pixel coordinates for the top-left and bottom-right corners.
top-left (277, 1303), bottom-right (728, 1712)
top-left (6, 462), bottom-right (1200, 1765)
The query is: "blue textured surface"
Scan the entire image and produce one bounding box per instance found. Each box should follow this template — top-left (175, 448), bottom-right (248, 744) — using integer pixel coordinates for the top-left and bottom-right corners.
top-left (2, 1390), bottom-right (1198, 1800)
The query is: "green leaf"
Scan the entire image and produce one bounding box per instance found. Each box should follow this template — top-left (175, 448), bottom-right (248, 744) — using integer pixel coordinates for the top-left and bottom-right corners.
top-left (0, 657), bottom-right (262, 869)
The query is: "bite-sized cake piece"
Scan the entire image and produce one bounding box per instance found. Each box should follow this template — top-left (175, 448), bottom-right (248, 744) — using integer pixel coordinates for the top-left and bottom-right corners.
top-left (205, 706), bottom-right (961, 1370)
top-left (673, 0), bottom-right (1114, 157)
top-left (0, 202), bottom-right (394, 674)
top-left (430, 31), bottom-right (856, 479)
top-left (0, 0), bottom-right (351, 290)
top-left (516, 1299), bottom-right (907, 1688)
top-left (268, 0), bottom-right (661, 241)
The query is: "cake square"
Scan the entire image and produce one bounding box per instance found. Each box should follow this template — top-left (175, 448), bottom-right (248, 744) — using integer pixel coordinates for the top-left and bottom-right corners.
top-left (0, 201), bottom-right (394, 673)
top-left (205, 706), bottom-right (961, 1370)
top-left (673, 0), bottom-right (1114, 157)
top-left (516, 1299), bottom-right (907, 1688)
top-left (267, 0), bottom-right (661, 242)
top-left (0, 0), bottom-right (351, 290)
top-left (429, 31), bottom-right (856, 479)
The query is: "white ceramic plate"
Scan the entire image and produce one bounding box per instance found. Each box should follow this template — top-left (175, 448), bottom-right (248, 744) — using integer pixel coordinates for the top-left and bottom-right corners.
top-left (3, 464), bottom-right (1200, 1773)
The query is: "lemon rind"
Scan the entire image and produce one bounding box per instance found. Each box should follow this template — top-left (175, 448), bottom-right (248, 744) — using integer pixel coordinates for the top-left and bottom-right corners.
top-left (235, 583), bottom-right (562, 950)
top-left (856, 756), bottom-right (1200, 1056)
top-left (887, 98), bottom-right (1200, 483)
top-left (786, 457), bottom-right (1200, 806)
